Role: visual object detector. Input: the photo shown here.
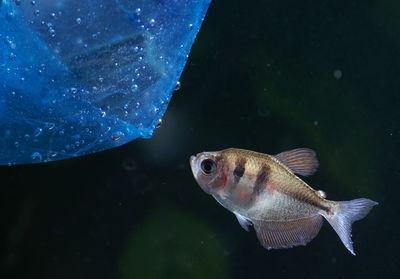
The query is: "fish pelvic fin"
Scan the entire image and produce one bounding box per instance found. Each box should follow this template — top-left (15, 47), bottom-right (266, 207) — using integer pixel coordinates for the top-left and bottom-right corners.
top-left (323, 198), bottom-right (378, 255)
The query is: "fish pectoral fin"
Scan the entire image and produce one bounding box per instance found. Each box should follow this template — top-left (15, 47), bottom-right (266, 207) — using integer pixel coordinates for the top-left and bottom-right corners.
top-left (253, 215), bottom-right (323, 250)
top-left (274, 148), bottom-right (319, 176)
top-left (234, 212), bottom-right (252, 232)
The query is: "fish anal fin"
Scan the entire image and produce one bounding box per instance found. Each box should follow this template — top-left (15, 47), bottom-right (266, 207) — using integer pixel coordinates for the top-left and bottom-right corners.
top-left (253, 215), bottom-right (323, 250)
top-left (274, 148), bottom-right (319, 176)
top-left (234, 212), bottom-right (252, 232)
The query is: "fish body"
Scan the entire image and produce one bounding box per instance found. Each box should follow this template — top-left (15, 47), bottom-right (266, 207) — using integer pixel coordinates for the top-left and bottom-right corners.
top-left (189, 148), bottom-right (378, 255)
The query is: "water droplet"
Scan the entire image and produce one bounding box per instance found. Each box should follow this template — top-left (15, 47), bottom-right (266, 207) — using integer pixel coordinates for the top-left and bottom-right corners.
top-left (111, 131), bottom-right (124, 141)
top-left (149, 18), bottom-right (156, 26)
top-left (135, 8), bottom-right (141, 16)
top-left (131, 83), bottom-right (138, 92)
top-left (133, 46), bottom-right (139, 52)
top-left (51, 12), bottom-right (56, 18)
top-left (98, 77), bottom-right (104, 83)
top-left (174, 81), bottom-right (181, 91)
top-left (76, 17), bottom-right (81, 24)
top-left (34, 9), bottom-right (40, 16)
top-left (188, 23), bottom-right (193, 30)
top-left (100, 110), bottom-right (106, 117)
top-left (33, 127), bottom-right (43, 137)
top-left (14, 141), bottom-right (20, 147)
top-left (37, 69), bottom-right (42, 75)
top-left (40, 63), bottom-right (46, 70)
top-left (31, 152), bottom-right (42, 161)
top-left (136, 123), bottom-right (143, 129)
top-left (135, 102), bottom-right (140, 108)
top-left (59, 129), bottom-right (65, 136)
top-left (19, 77), bottom-right (25, 83)
top-left (75, 141), bottom-right (80, 147)
top-left (31, 0), bottom-right (36, 5)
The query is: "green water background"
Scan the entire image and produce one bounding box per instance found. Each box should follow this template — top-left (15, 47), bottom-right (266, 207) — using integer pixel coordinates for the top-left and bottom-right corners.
top-left (1, 0), bottom-right (398, 278)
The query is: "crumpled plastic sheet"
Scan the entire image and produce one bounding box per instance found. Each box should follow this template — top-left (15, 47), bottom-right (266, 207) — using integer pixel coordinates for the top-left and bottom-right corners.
top-left (0, 0), bottom-right (210, 165)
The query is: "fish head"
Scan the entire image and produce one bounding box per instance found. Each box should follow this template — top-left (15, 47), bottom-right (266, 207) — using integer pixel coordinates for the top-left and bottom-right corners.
top-left (190, 151), bottom-right (226, 194)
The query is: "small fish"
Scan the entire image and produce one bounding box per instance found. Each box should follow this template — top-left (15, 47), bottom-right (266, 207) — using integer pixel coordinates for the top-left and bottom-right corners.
top-left (190, 148), bottom-right (378, 255)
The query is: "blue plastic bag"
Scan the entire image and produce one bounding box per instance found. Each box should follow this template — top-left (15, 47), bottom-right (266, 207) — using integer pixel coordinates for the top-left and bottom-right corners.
top-left (0, 0), bottom-right (210, 165)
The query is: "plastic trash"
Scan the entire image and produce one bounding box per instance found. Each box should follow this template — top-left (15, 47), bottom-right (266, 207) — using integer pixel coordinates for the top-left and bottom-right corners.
top-left (0, 0), bottom-right (210, 165)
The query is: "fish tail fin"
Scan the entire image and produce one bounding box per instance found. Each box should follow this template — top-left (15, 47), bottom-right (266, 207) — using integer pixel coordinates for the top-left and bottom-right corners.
top-left (323, 198), bottom-right (378, 255)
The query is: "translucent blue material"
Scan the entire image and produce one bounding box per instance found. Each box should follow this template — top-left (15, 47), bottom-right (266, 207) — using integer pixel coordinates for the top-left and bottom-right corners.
top-left (0, 0), bottom-right (210, 165)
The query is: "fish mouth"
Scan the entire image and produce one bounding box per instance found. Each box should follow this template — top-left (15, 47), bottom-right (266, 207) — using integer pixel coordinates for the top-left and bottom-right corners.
top-left (189, 155), bottom-right (196, 167)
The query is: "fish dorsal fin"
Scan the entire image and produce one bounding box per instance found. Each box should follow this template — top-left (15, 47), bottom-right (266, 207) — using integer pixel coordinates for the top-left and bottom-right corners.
top-left (274, 148), bottom-right (319, 176)
top-left (234, 212), bottom-right (252, 232)
top-left (253, 215), bottom-right (323, 250)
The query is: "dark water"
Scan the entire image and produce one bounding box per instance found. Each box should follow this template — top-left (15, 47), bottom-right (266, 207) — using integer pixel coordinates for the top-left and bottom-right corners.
top-left (1, 0), bottom-right (399, 278)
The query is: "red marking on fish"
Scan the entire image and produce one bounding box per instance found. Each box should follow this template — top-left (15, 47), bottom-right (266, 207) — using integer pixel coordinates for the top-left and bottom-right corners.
top-left (222, 175), bottom-right (227, 189)
top-left (239, 189), bottom-right (249, 202)
top-left (267, 183), bottom-right (275, 195)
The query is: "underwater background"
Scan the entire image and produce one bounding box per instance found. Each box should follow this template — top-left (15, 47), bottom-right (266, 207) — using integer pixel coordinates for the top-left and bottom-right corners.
top-left (1, 0), bottom-right (399, 278)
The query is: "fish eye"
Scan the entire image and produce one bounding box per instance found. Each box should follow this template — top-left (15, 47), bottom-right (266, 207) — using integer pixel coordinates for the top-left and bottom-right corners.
top-left (200, 159), bottom-right (217, 175)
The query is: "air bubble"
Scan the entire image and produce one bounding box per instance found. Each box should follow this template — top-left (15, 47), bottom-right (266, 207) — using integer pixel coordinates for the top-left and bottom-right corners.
top-left (33, 127), bottom-right (43, 137)
top-left (44, 122), bottom-right (55, 130)
top-left (70, 87), bottom-right (78, 94)
top-left (149, 18), bottom-right (156, 26)
top-left (49, 28), bottom-right (56, 37)
top-left (76, 17), bottom-right (81, 24)
top-left (34, 9), bottom-right (40, 16)
top-left (188, 23), bottom-right (193, 30)
top-left (31, 152), bottom-right (42, 161)
top-left (47, 151), bottom-right (57, 158)
top-left (333, 69), bottom-right (342, 79)
top-left (8, 53), bottom-right (16, 60)
top-left (174, 81), bottom-right (181, 91)
top-left (111, 131), bottom-right (124, 141)
top-left (135, 8), bottom-right (141, 16)
top-left (156, 119), bottom-right (162, 128)
top-left (131, 83), bottom-right (139, 92)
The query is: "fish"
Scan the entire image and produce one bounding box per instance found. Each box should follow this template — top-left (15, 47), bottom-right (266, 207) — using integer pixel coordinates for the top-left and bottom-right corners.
top-left (189, 148), bottom-right (378, 255)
